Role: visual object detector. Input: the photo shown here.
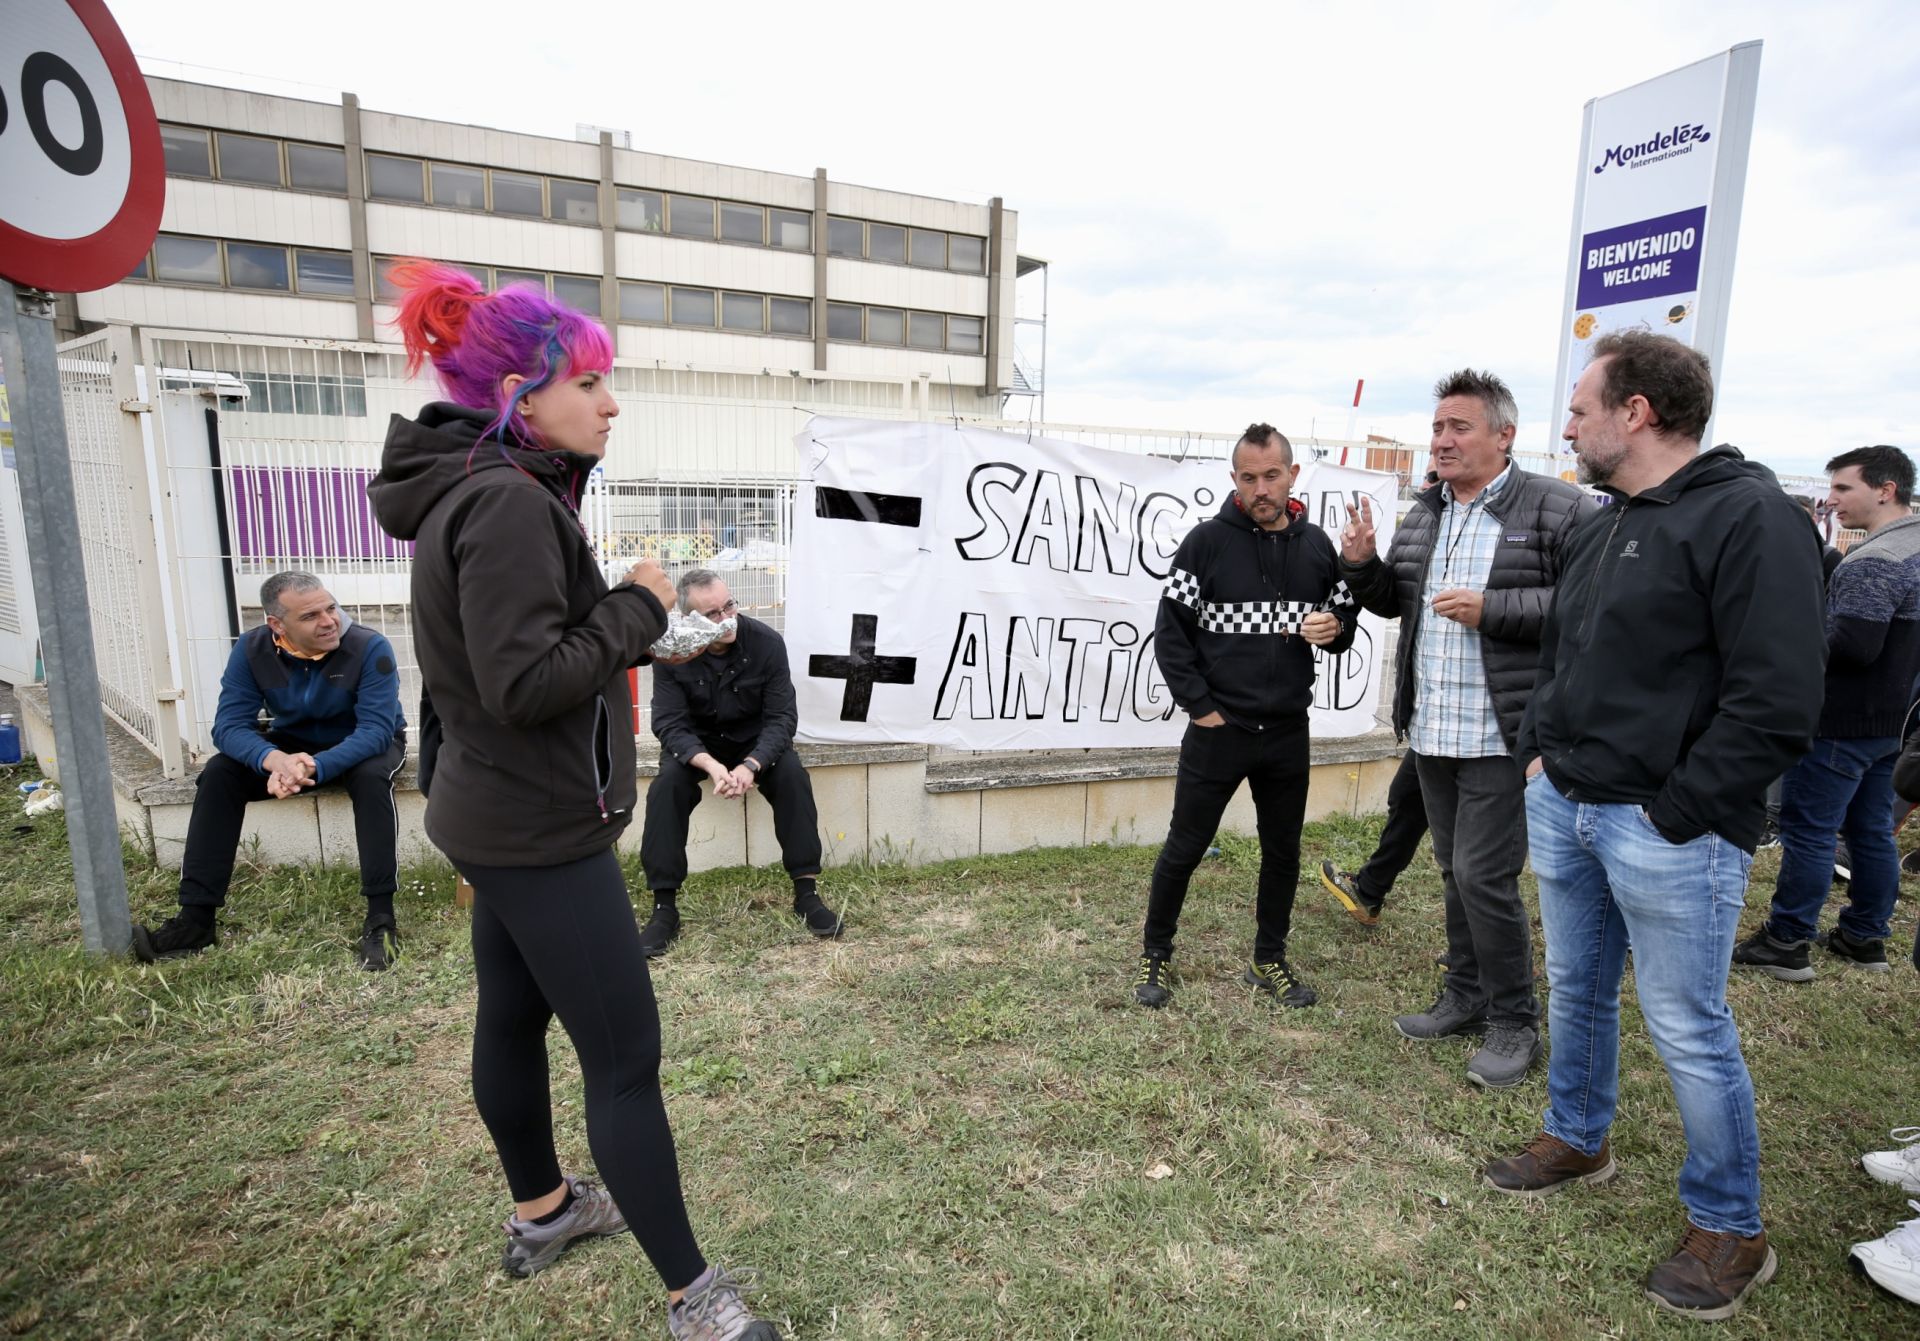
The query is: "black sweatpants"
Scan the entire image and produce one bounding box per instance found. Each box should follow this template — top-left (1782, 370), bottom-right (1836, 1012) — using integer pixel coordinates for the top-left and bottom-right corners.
top-left (1354, 749), bottom-right (1429, 906)
top-left (465, 848), bottom-right (706, 1291)
top-left (640, 739), bottom-right (822, 892)
top-left (1415, 753), bottom-right (1537, 1028)
top-left (178, 732), bottom-right (403, 910)
top-left (1142, 717), bottom-right (1311, 964)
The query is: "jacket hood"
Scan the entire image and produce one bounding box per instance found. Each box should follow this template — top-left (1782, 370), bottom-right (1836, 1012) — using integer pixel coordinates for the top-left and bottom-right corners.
top-left (1219, 492), bottom-right (1308, 533)
top-left (1616, 443), bottom-right (1778, 506)
top-left (367, 402), bottom-right (599, 541)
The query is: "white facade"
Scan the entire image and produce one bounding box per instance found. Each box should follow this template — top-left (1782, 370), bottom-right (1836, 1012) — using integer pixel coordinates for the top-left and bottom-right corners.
top-left (72, 77), bottom-right (1029, 451)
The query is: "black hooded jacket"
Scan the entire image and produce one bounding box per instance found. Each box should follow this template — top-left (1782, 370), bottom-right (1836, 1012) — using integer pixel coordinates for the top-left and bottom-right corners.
top-left (366, 403), bottom-right (667, 868)
top-left (1155, 494), bottom-right (1359, 729)
top-left (1515, 445), bottom-right (1826, 850)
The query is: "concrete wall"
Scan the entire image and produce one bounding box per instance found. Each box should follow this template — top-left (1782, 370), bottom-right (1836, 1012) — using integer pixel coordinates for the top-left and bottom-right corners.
top-left (15, 687), bottom-right (1400, 875)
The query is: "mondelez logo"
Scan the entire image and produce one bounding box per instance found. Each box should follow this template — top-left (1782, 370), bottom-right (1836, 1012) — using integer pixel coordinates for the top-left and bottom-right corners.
top-left (1594, 123), bottom-right (1712, 173)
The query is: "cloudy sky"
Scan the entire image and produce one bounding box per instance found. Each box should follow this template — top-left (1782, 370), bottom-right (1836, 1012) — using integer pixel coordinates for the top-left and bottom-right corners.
top-left (118, 0), bottom-right (1918, 477)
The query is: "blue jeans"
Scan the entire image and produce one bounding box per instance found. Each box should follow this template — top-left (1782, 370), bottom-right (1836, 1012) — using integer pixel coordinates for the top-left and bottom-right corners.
top-left (1767, 735), bottom-right (1901, 944)
top-left (1526, 772), bottom-right (1763, 1235)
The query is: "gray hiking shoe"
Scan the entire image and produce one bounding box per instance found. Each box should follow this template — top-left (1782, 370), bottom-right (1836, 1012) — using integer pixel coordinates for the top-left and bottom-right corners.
top-left (1392, 987), bottom-right (1487, 1040)
top-left (1466, 1024), bottom-right (1541, 1090)
top-left (669, 1263), bottom-right (779, 1340)
top-left (500, 1175), bottom-right (626, 1278)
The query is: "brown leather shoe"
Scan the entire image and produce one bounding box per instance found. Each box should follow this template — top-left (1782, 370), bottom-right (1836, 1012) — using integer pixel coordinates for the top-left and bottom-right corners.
top-left (1481, 1131), bottom-right (1618, 1197)
top-left (1644, 1223), bottom-right (1777, 1321)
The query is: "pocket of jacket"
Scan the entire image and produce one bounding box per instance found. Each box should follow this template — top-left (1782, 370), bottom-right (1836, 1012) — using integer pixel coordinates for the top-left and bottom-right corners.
top-left (590, 694), bottom-right (614, 818)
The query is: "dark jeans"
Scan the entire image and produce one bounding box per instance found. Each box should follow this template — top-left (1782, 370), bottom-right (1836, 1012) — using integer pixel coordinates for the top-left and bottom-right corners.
top-left (466, 848), bottom-right (706, 1291)
top-left (1142, 717), bottom-right (1310, 963)
top-left (178, 733), bottom-right (404, 910)
top-left (1766, 735), bottom-right (1901, 944)
top-left (640, 739), bottom-right (822, 892)
top-left (1416, 753), bottom-right (1537, 1028)
top-left (1355, 749), bottom-right (1429, 905)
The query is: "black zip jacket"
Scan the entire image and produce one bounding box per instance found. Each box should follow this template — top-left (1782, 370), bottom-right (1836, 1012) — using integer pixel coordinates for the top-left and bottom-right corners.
top-left (651, 615), bottom-right (799, 770)
top-left (1155, 495), bottom-right (1359, 728)
top-left (366, 403), bottom-right (667, 867)
top-left (1341, 466), bottom-right (1595, 750)
top-left (1515, 445), bottom-right (1826, 850)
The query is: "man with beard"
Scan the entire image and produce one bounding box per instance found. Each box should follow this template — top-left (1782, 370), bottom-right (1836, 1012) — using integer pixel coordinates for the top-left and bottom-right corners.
top-left (1483, 331), bottom-right (1824, 1321)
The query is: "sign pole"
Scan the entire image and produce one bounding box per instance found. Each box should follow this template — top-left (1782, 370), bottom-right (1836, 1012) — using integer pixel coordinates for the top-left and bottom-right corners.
top-left (0, 280), bottom-right (132, 954)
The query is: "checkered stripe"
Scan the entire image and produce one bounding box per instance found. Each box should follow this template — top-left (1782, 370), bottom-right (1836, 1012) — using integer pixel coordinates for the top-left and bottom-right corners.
top-left (1163, 568), bottom-right (1356, 636)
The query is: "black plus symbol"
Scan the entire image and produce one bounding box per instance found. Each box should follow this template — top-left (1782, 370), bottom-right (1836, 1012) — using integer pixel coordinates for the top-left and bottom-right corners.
top-left (809, 613), bottom-right (918, 722)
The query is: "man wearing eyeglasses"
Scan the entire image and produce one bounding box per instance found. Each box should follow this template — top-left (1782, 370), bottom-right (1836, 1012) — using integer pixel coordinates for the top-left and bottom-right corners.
top-left (638, 569), bottom-right (841, 954)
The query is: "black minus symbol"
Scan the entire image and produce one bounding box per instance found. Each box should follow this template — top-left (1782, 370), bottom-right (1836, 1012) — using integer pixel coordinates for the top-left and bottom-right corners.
top-left (815, 486), bottom-right (923, 527)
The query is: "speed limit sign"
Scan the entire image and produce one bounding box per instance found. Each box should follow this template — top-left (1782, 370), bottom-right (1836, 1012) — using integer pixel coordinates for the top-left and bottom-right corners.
top-left (0, 0), bottom-right (164, 293)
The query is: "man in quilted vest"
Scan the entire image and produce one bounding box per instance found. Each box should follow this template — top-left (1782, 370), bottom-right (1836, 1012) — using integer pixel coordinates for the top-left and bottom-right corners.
top-left (1339, 371), bottom-right (1594, 1089)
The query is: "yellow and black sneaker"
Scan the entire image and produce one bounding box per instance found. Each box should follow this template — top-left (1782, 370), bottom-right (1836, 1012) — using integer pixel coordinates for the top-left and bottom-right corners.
top-left (1318, 860), bottom-right (1382, 926)
top-left (1133, 955), bottom-right (1172, 1009)
top-left (1245, 958), bottom-right (1318, 1009)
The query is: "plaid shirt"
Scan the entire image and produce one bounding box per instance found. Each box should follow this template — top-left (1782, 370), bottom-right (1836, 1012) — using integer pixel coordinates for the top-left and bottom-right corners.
top-left (1407, 462), bottom-right (1513, 759)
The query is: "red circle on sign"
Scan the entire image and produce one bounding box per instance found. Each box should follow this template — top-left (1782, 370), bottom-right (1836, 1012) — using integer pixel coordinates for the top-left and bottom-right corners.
top-left (0, 0), bottom-right (164, 293)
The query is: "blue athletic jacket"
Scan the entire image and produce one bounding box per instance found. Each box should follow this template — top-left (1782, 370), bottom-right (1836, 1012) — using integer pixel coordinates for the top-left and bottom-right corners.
top-left (210, 621), bottom-right (405, 782)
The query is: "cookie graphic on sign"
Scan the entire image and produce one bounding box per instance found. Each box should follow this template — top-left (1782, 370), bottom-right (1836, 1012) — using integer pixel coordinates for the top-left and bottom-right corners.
top-left (1573, 313), bottom-right (1598, 340)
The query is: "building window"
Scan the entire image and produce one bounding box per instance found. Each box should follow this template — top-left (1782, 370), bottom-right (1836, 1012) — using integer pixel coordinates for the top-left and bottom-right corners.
top-left (153, 236), bottom-right (223, 285)
top-left (367, 155), bottom-right (426, 202)
top-left (491, 171), bottom-right (544, 217)
top-left (768, 296), bottom-right (811, 336)
top-left (720, 203), bottom-right (765, 246)
top-left (827, 216), bottom-right (864, 257)
top-left (620, 281), bottom-right (667, 323)
top-left (670, 288), bottom-right (716, 327)
top-left (226, 242), bottom-right (291, 291)
top-left (126, 254), bottom-right (150, 281)
top-left (771, 209), bottom-right (811, 251)
top-left (549, 178), bottom-right (599, 224)
top-left (908, 312), bottom-right (945, 349)
top-left (866, 307), bottom-right (904, 346)
top-left (295, 250), bottom-right (355, 297)
top-left (948, 315), bottom-right (983, 354)
top-left (721, 292), bottom-right (764, 332)
top-left (868, 224), bottom-right (907, 265)
top-left (216, 133), bottom-right (282, 186)
top-left (618, 189), bottom-right (664, 232)
top-left (669, 195), bottom-right (715, 239)
top-left (430, 162), bottom-right (486, 210)
top-left (553, 274), bottom-right (602, 315)
top-left (287, 143), bottom-right (347, 194)
top-left (161, 125), bottom-right (212, 177)
top-left (909, 229), bottom-right (946, 269)
top-left (827, 303), bottom-right (863, 341)
top-left (497, 268), bottom-right (544, 291)
top-left (948, 234), bottom-right (985, 274)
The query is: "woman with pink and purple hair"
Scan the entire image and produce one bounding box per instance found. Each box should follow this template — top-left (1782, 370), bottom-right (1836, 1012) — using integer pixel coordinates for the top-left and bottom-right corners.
top-left (368, 262), bottom-right (778, 1340)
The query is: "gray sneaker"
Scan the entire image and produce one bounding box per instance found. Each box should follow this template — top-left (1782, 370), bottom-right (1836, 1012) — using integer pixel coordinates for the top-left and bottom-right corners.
top-left (1466, 1025), bottom-right (1541, 1090)
top-left (1392, 988), bottom-right (1487, 1040)
top-left (500, 1175), bottom-right (627, 1278)
top-left (669, 1263), bottom-right (779, 1340)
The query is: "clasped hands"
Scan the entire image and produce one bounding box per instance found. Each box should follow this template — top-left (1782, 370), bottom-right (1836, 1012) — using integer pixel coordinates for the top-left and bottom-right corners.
top-left (262, 749), bottom-right (318, 799)
top-left (695, 753), bottom-right (758, 799)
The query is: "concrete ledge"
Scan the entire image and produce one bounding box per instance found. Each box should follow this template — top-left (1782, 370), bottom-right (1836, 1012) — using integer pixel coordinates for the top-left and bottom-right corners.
top-left (13, 684), bottom-right (1404, 874)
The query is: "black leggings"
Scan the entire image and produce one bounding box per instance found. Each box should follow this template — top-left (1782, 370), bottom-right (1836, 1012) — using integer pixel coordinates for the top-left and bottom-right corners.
top-left (465, 848), bottom-right (706, 1290)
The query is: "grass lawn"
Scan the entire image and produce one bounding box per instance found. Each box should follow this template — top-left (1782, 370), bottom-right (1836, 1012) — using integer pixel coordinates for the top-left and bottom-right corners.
top-left (2, 771), bottom-right (1917, 1340)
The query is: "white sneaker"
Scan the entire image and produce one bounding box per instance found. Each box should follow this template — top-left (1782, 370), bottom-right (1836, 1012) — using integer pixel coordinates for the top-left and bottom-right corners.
top-left (1863, 1127), bottom-right (1920, 1194)
top-left (1851, 1201), bottom-right (1920, 1305)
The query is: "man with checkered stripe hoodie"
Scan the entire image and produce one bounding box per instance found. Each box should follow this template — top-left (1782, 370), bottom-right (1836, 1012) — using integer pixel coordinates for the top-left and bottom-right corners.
top-left (1133, 424), bottom-right (1359, 1011)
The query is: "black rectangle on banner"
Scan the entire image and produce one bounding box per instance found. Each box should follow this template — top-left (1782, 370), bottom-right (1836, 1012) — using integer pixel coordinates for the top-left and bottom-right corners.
top-left (815, 486), bottom-right (922, 527)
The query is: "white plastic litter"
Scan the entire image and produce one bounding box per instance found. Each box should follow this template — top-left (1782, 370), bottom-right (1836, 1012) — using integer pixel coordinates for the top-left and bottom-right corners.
top-left (24, 786), bottom-right (64, 816)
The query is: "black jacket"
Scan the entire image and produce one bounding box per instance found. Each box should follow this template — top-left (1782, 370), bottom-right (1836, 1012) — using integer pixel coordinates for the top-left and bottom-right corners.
top-left (1515, 445), bottom-right (1826, 850)
top-left (1155, 495), bottom-right (1359, 728)
top-left (1343, 465), bottom-right (1595, 750)
top-left (366, 403), bottom-right (667, 867)
top-left (651, 615), bottom-right (799, 769)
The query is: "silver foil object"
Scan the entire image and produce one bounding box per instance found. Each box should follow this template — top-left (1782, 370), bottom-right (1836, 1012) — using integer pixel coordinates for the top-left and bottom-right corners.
top-left (649, 608), bottom-right (737, 660)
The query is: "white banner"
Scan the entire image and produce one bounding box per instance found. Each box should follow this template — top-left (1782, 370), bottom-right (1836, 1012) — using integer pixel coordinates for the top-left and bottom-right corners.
top-left (1552, 43), bottom-right (1762, 444)
top-left (787, 417), bottom-right (1399, 749)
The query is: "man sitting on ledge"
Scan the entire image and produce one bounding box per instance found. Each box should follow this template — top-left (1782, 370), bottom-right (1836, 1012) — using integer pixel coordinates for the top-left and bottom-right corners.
top-left (638, 569), bottom-right (841, 955)
top-left (132, 571), bottom-right (407, 970)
